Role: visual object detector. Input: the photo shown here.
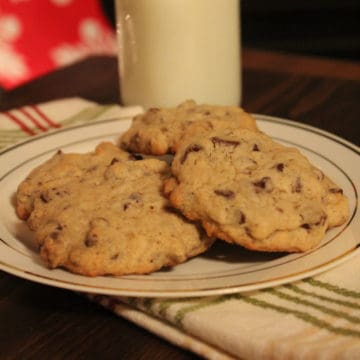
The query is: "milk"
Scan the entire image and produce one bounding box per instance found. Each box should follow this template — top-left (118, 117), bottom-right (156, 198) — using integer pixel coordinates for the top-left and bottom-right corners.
top-left (116, 0), bottom-right (241, 109)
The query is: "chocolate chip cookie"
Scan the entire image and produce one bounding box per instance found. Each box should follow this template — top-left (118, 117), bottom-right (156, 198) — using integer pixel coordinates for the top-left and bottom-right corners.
top-left (17, 142), bottom-right (213, 276)
top-left (16, 142), bottom-right (132, 220)
top-left (120, 100), bottom-right (259, 155)
top-left (164, 128), bottom-right (349, 252)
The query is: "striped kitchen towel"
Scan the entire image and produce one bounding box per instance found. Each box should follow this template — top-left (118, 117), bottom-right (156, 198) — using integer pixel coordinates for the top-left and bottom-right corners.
top-left (90, 259), bottom-right (360, 359)
top-left (1, 98), bottom-right (359, 360)
top-left (0, 97), bottom-right (140, 149)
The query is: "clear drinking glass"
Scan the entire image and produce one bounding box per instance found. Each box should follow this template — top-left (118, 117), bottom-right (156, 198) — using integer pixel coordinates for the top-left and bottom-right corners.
top-left (116, 0), bottom-right (241, 109)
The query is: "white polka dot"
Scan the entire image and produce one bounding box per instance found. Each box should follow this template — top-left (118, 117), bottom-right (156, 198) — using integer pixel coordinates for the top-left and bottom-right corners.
top-left (79, 18), bottom-right (102, 42)
top-left (0, 15), bottom-right (22, 42)
top-left (50, 0), bottom-right (73, 6)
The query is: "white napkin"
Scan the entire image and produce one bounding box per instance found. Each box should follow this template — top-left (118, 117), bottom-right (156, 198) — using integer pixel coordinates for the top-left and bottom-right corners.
top-left (1, 98), bottom-right (359, 360)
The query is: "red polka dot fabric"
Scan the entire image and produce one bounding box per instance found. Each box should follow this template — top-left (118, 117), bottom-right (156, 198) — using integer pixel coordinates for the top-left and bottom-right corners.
top-left (0, 0), bottom-right (117, 89)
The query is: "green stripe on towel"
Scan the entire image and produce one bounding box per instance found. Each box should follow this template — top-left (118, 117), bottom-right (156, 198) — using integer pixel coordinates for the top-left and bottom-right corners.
top-left (285, 284), bottom-right (360, 309)
top-left (240, 294), bottom-right (360, 338)
top-left (266, 288), bottom-right (360, 324)
top-left (304, 278), bottom-right (360, 299)
top-left (170, 293), bottom-right (360, 338)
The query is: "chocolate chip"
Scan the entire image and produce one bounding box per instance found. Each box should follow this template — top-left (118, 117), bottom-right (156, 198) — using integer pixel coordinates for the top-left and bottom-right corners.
top-left (292, 177), bottom-right (302, 193)
top-left (129, 153), bottom-right (143, 161)
top-left (85, 235), bottom-right (98, 247)
top-left (123, 203), bottom-right (130, 211)
top-left (244, 226), bottom-right (252, 237)
top-left (110, 158), bottom-right (119, 165)
top-left (214, 189), bottom-right (235, 199)
top-left (329, 188), bottom-right (343, 194)
top-left (252, 144), bottom-right (260, 151)
top-left (238, 211), bottom-right (246, 224)
top-left (180, 144), bottom-right (203, 164)
top-left (253, 179), bottom-right (266, 189)
top-left (211, 136), bottom-right (240, 147)
top-left (253, 177), bottom-right (273, 192)
top-left (301, 213), bottom-right (327, 230)
top-left (164, 205), bottom-right (180, 215)
top-left (275, 163), bottom-right (284, 172)
top-left (40, 193), bottom-right (49, 203)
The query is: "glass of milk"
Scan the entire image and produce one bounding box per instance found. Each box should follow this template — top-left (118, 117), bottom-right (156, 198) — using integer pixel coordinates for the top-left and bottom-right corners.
top-left (116, 0), bottom-right (241, 109)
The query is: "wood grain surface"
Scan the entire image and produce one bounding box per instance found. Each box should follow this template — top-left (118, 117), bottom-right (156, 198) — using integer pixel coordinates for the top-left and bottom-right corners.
top-left (0, 48), bottom-right (359, 360)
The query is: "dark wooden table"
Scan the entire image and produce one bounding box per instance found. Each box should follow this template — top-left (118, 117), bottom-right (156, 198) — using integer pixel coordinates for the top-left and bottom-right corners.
top-left (0, 48), bottom-right (359, 360)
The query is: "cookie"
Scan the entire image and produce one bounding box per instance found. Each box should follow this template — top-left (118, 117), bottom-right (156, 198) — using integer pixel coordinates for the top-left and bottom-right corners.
top-left (120, 99), bottom-right (259, 155)
top-left (164, 128), bottom-right (349, 252)
top-left (17, 143), bottom-right (214, 276)
top-left (16, 142), bottom-right (133, 220)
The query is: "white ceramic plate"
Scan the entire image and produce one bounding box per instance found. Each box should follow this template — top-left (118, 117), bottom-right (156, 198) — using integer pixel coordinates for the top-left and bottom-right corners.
top-left (0, 115), bottom-right (359, 297)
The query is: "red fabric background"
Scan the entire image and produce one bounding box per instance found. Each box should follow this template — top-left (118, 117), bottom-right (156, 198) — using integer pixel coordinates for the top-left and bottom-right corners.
top-left (0, 0), bottom-right (117, 89)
